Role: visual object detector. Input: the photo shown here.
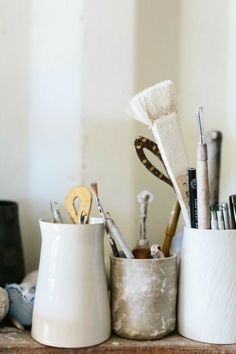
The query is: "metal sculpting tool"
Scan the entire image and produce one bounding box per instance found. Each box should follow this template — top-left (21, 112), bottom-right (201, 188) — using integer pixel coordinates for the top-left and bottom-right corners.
top-left (90, 183), bottom-right (119, 257)
top-left (132, 190), bottom-right (153, 259)
top-left (105, 212), bottom-right (134, 259)
top-left (196, 107), bottom-right (210, 229)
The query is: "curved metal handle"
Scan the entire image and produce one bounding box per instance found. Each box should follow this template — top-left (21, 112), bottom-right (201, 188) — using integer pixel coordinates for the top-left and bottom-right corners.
top-left (134, 136), bottom-right (173, 187)
top-left (65, 186), bottom-right (92, 224)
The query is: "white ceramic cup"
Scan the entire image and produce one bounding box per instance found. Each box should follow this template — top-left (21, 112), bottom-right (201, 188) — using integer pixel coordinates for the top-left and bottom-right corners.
top-left (31, 218), bottom-right (111, 348)
top-left (178, 227), bottom-right (236, 344)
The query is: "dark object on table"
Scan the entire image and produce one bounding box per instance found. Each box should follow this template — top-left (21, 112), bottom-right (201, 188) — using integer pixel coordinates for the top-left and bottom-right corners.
top-left (0, 201), bottom-right (25, 286)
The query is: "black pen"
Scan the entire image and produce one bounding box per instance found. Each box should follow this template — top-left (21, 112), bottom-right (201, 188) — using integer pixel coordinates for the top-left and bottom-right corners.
top-left (229, 195), bottom-right (236, 229)
top-left (188, 168), bottom-right (198, 228)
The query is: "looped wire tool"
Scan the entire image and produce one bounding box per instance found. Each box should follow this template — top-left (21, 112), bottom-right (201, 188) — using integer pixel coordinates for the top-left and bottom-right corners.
top-left (65, 186), bottom-right (92, 224)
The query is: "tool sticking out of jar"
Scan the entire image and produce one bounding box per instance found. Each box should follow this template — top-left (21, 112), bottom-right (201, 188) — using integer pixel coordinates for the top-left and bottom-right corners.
top-left (150, 244), bottom-right (165, 259)
top-left (133, 190), bottom-right (153, 259)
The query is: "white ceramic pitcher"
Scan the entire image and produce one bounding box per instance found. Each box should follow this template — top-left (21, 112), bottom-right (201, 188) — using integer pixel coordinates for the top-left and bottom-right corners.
top-left (31, 218), bottom-right (111, 348)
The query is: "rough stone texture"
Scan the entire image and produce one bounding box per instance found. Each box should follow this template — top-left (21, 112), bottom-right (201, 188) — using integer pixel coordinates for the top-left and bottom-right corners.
top-left (110, 255), bottom-right (177, 340)
top-left (1, 324), bottom-right (236, 353)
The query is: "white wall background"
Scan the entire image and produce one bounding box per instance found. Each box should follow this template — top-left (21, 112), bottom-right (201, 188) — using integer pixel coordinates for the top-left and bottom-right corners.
top-left (0, 0), bottom-right (235, 272)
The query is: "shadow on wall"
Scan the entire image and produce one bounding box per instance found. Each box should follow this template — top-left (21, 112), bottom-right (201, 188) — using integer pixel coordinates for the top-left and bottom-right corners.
top-left (132, 0), bottom-right (182, 243)
top-left (177, 0), bottom-right (230, 200)
top-left (0, 2), bottom-right (33, 272)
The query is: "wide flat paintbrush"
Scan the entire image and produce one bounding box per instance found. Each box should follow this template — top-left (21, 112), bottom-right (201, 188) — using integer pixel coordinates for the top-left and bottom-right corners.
top-left (128, 80), bottom-right (190, 227)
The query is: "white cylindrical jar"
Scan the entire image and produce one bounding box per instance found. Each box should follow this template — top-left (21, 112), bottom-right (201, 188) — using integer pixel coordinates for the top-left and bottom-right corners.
top-left (178, 227), bottom-right (236, 344)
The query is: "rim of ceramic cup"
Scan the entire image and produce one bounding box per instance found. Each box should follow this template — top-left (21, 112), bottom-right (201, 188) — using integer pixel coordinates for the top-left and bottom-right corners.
top-left (110, 254), bottom-right (176, 262)
top-left (39, 216), bottom-right (104, 225)
top-left (184, 226), bottom-right (236, 233)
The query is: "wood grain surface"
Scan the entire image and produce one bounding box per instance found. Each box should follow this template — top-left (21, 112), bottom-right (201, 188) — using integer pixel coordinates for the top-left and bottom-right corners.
top-left (1, 324), bottom-right (236, 353)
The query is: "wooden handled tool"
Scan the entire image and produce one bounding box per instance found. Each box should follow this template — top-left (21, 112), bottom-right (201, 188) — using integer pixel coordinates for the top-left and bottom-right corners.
top-left (196, 108), bottom-right (210, 229)
top-left (162, 200), bottom-right (180, 256)
top-left (205, 130), bottom-right (222, 207)
top-left (65, 185), bottom-right (92, 224)
top-left (90, 183), bottom-right (119, 257)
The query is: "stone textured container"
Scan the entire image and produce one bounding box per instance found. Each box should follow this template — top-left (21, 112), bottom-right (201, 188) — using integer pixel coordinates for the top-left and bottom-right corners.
top-left (110, 255), bottom-right (177, 340)
top-left (178, 227), bottom-right (236, 344)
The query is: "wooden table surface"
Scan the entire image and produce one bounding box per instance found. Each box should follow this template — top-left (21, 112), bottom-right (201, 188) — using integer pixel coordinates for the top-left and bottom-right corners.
top-left (1, 323), bottom-right (236, 354)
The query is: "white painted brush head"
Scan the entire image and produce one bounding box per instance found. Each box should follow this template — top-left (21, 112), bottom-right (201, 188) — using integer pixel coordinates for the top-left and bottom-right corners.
top-left (127, 80), bottom-right (176, 126)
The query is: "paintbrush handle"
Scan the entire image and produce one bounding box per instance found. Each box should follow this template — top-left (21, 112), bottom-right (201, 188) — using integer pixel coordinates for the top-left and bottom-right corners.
top-left (94, 197), bottom-right (120, 257)
top-left (205, 130), bottom-right (222, 206)
top-left (162, 200), bottom-right (181, 257)
top-left (197, 143), bottom-right (210, 229)
top-left (105, 213), bottom-right (134, 259)
top-left (134, 136), bottom-right (173, 187)
top-left (152, 113), bottom-right (190, 227)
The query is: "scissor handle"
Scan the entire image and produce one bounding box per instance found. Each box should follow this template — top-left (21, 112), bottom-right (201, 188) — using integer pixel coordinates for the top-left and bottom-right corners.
top-left (134, 136), bottom-right (173, 187)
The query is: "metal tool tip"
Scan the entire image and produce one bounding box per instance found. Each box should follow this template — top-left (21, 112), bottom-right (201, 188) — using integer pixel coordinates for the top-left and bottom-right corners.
top-left (196, 106), bottom-right (204, 144)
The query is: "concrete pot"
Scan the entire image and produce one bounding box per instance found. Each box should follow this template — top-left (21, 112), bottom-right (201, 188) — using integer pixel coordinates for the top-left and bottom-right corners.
top-left (110, 255), bottom-right (177, 340)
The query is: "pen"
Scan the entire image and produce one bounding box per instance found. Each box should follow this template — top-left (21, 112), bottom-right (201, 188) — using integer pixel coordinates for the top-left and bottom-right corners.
top-left (188, 168), bottom-right (198, 228)
top-left (229, 195), bottom-right (236, 229)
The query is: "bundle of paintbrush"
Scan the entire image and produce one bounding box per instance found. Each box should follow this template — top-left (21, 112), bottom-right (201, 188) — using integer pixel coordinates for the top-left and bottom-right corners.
top-left (209, 196), bottom-right (236, 230)
top-left (128, 80), bottom-right (225, 232)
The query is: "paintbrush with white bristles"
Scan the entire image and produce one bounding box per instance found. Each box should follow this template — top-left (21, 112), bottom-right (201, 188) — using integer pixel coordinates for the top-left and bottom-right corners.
top-left (127, 80), bottom-right (190, 226)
